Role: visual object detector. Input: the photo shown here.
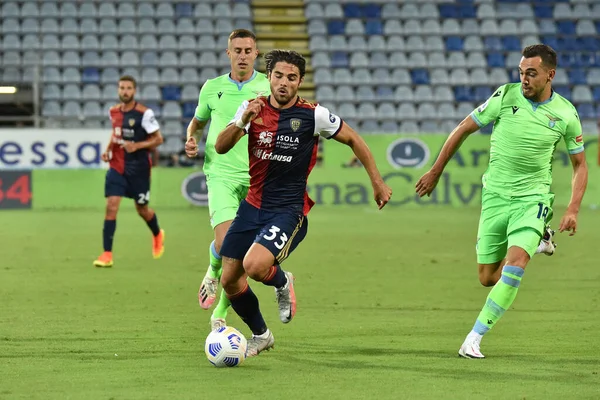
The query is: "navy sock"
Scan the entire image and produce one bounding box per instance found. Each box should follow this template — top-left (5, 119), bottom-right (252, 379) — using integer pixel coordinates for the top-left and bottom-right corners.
top-left (103, 219), bottom-right (116, 252)
top-left (228, 286), bottom-right (267, 336)
top-left (261, 264), bottom-right (287, 289)
top-left (145, 213), bottom-right (160, 236)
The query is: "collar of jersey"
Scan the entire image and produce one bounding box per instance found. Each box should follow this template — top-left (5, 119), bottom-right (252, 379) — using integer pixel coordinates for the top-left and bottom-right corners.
top-left (228, 70), bottom-right (257, 90)
top-left (521, 88), bottom-right (555, 111)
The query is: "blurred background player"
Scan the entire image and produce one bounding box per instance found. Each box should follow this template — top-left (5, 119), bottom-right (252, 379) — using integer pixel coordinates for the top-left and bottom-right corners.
top-left (215, 50), bottom-right (393, 356)
top-left (94, 76), bottom-right (165, 268)
top-left (184, 29), bottom-right (270, 329)
top-left (415, 44), bottom-right (588, 359)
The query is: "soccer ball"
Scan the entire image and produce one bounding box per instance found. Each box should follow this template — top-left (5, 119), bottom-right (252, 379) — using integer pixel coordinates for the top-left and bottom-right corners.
top-left (204, 326), bottom-right (247, 367)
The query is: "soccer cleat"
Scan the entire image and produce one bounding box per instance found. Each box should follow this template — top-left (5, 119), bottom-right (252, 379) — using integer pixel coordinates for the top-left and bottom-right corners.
top-left (152, 229), bottom-right (165, 259)
top-left (210, 318), bottom-right (226, 331)
top-left (458, 334), bottom-right (485, 359)
top-left (93, 251), bottom-right (113, 268)
top-left (246, 330), bottom-right (275, 357)
top-left (536, 226), bottom-right (557, 256)
top-left (198, 268), bottom-right (219, 309)
top-left (275, 271), bottom-right (296, 323)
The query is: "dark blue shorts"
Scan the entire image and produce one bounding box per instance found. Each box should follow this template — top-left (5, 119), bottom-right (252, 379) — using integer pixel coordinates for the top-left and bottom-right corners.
top-left (220, 200), bottom-right (309, 264)
top-left (104, 168), bottom-right (151, 205)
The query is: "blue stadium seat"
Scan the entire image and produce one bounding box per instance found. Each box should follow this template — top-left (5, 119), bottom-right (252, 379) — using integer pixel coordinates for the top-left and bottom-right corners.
top-left (175, 2), bottom-right (193, 18)
top-left (593, 87), bottom-right (600, 102)
top-left (445, 36), bottom-right (463, 51)
top-left (554, 85), bottom-right (572, 100)
top-left (577, 103), bottom-right (595, 119)
top-left (556, 21), bottom-right (576, 35)
top-left (162, 86), bottom-right (181, 101)
top-left (483, 37), bottom-right (503, 51)
top-left (474, 86), bottom-right (492, 102)
top-left (182, 102), bottom-right (196, 118)
top-left (438, 4), bottom-right (458, 18)
top-left (362, 4), bottom-right (381, 18)
top-left (331, 52), bottom-right (349, 68)
top-left (411, 69), bottom-right (430, 85)
top-left (502, 36), bottom-right (521, 51)
top-left (82, 68), bottom-right (100, 83)
top-left (343, 4), bottom-right (361, 18)
top-left (458, 5), bottom-right (477, 18)
top-left (454, 86), bottom-right (473, 102)
top-left (327, 20), bottom-right (345, 35)
top-left (569, 69), bottom-right (587, 85)
top-left (365, 20), bottom-right (383, 35)
top-left (534, 5), bottom-right (553, 19)
top-left (487, 52), bottom-right (505, 68)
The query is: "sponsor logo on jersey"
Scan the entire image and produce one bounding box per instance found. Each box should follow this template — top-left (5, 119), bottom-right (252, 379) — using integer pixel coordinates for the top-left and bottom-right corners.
top-left (252, 148), bottom-right (293, 163)
top-left (114, 127), bottom-right (122, 136)
top-left (329, 113), bottom-right (336, 123)
top-left (257, 131), bottom-right (274, 147)
top-left (386, 138), bottom-right (430, 169)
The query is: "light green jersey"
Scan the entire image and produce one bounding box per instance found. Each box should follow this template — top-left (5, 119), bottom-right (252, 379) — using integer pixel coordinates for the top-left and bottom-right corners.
top-left (470, 83), bottom-right (584, 197)
top-left (195, 70), bottom-right (270, 184)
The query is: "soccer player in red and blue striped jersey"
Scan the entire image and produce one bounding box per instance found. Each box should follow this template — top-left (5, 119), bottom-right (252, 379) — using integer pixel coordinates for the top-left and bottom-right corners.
top-left (215, 50), bottom-right (393, 356)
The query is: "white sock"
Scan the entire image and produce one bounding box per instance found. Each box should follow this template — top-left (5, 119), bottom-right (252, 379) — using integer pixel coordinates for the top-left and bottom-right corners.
top-left (466, 330), bottom-right (483, 343)
top-left (254, 329), bottom-right (270, 339)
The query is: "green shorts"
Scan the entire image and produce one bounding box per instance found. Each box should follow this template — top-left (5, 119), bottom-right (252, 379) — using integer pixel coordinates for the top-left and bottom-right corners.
top-left (206, 177), bottom-right (249, 229)
top-left (476, 188), bottom-right (555, 264)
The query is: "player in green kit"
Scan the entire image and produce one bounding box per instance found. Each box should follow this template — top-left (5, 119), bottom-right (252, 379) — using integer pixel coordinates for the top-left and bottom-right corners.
top-left (184, 29), bottom-right (270, 330)
top-left (416, 45), bottom-right (589, 358)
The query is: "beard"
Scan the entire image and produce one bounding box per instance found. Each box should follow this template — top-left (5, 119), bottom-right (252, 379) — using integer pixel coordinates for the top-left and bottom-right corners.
top-left (119, 94), bottom-right (133, 103)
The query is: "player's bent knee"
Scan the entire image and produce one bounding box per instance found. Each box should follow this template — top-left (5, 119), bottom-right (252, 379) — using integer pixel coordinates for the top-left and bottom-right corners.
top-left (505, 246), bottom-right (530, 268)
top-left (478, 272), bottom-right (497, 287)
top-left (243, 256), bottom-right (271, 281)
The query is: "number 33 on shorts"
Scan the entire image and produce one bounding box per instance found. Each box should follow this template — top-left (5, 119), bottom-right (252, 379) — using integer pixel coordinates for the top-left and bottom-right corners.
top-left (263, 225), bottom-right (289, 250)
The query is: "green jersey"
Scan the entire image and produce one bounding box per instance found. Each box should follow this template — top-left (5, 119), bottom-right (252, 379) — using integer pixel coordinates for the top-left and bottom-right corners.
top-left (470, 83), bottom-right (584, 197)
top-left (195, 71), bottom-right (270, 184)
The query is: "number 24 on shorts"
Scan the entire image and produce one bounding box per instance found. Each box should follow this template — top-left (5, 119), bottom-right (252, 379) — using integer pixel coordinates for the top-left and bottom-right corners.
top-left (536, 202), bottom-right (549, 220)
top-left (263, 225), bottom-right (289, 250)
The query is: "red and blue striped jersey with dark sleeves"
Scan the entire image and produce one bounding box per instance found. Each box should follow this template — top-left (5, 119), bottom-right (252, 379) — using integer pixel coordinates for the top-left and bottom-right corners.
top-left (232, 96), bottom-right (343, 215)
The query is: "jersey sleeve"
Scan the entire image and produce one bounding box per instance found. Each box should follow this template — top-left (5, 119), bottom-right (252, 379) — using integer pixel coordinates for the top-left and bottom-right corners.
top-left (314, 104), bottom-right (343, 139)
top-left (470, 85), bottom-right (505, 128)
top-left (194, 83), bottom-right (211, 121)
top-left (141, 108), bottom-right (160, 134)
top-left (564, 110), bottom-right (584, 154)
top-left (229, 100), bottom-right (250, 132)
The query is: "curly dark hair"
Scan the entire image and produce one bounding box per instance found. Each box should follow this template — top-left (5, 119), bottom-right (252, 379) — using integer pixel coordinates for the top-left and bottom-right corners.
top-left (264, 50), bottom-right (306, 79)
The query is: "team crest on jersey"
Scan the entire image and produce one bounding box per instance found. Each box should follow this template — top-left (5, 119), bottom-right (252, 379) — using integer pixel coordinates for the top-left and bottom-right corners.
top-left (128, 118), bottom-right (136, 127)
top-left (290, 118), bottom-right (302, 132)
top-left (545, 114), bottom-right (562, 128)
top-left (114, 127), bottom-right (122, 136)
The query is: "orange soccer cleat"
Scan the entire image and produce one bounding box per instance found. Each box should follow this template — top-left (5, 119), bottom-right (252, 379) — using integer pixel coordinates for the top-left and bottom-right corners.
top-left (152, 229), bottom-right (165, 259)
top-left (93, 251), bottom-right (113, 268)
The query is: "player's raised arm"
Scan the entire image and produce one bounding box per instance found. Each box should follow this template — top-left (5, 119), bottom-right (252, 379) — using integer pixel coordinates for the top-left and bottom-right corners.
top-left (559, 114), bottom-right (588, 236)
top-left (215, 99), bottom-right (262, 154)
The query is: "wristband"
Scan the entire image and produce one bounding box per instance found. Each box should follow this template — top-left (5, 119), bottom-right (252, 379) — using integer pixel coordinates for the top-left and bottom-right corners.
top-left (235, 119), bottom-right (246, 129)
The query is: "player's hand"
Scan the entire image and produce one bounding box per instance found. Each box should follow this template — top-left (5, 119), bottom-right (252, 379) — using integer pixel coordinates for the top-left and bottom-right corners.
top-left (185, 136), bottom-right (198, 158)
top-left (121, 141), bottom-right (138, 153)
top-left (241, 99), bottom-right (264, 125)
top-left (559, 211), bottom-right (578, 236)
top-left (373, 181), bottom-right (392, 210)
top-left (415, 169), bottom-right (442, 197)
top-left (101, 151), bottom-right (111, 162)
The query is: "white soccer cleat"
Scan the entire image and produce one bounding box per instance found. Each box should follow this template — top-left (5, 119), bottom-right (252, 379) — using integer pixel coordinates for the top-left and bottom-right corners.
top-left (198, 267), bottom-right (219, 309)
top-left (275, 271), bottom-right (296, 323)
top-left (247, 330), bottom-right (275, 357)
top-left (458, 333), bottom-right (485, 359)
top-left (536, 226), bottom-right (557, 256)
top-left (210, 318), bottom-right (226, 331)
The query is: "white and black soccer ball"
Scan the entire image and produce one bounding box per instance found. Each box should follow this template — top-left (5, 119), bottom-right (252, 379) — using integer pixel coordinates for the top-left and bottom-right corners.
top-left (204, 326), bottom-right (247, 367)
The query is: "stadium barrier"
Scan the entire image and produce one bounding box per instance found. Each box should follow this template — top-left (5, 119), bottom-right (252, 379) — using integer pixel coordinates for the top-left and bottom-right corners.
top-left (0, 130), bottom-right (597, 210)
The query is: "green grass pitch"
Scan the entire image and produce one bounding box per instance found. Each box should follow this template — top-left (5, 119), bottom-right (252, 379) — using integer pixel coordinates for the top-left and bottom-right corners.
top-left (1, 206), bottom-right (599, 399)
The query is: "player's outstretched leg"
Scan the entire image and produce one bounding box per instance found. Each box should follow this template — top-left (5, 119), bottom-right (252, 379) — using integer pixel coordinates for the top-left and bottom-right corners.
top-left (94, 196), bottom-right (121, 268)
top-left (222, 258), bottom-right (274, 357)
top-left (199, 240), bottom-right (223, 309)
top-left (460, 247), bottom-right (529, 359)
top-left (209, 290), bottom-right (231, 330)
top-left (135, 204), bottom-right (164, 259)
top-left (535, 225), bottom-right (556, 256)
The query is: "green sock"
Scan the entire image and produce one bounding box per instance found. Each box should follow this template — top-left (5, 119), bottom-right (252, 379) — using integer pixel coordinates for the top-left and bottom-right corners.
top-left (211, 289), bottom-right (231, 320)
top-left (207, 240), bottom-right (222, 279)
top-left (472, 265), bottom-right (525, 335)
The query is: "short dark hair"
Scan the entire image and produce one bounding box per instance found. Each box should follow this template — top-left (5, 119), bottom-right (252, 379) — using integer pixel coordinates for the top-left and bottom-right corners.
top-left (228, 29), bottom-right (257, 43)
top-left (264, 50), bottom-right (306, 79)
top-left (118, 75), bottom-right (137, 88)
top-left (522, 44), bottom-right (557, 70)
